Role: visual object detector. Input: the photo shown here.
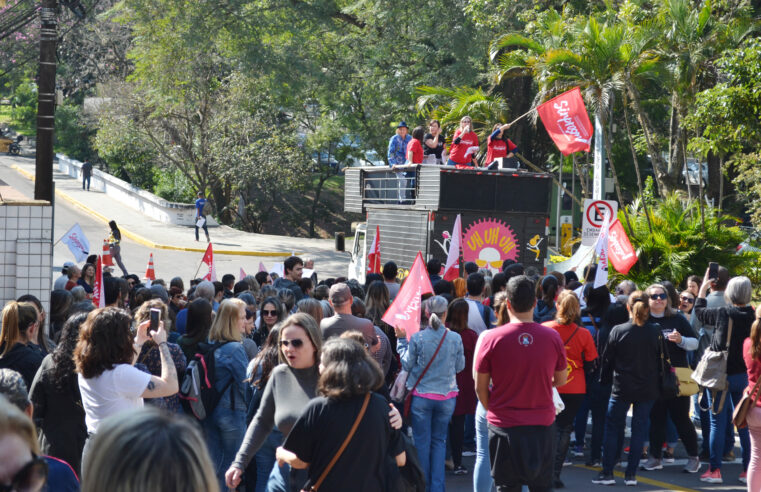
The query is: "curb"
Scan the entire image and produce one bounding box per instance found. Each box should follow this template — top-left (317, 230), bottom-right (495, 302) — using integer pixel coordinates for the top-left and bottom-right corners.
top-left (11, 164), bottom-right (300, 257)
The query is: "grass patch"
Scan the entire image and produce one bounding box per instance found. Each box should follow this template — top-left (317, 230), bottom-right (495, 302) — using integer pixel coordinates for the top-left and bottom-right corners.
top-left (311, 174), bottom-right (344, 193)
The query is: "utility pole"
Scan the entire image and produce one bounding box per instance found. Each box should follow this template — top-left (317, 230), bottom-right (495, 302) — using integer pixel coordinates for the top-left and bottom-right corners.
top-left (34, 0), bottom-right (57, 202)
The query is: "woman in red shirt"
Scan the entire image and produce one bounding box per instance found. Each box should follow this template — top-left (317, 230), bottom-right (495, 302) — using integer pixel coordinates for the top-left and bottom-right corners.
top-left (406, 126), bottom-right (425, 164)
top-left (543, 290), bottom-right (598, 489)
top-left (447, 116), bottom-right (479, 166)
top-left (485, 123), bottom-right (519, 167)
top-left (742, 306), bottom-right (761, 490)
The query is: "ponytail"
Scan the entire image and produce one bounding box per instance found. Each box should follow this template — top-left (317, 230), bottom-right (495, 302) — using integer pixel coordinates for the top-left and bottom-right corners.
top-left (1, 301), bottom-right (38, 356)
top-left (627, 291), bottom-right (650, 326)
top-left (750, 306), bottom-right (761, 360)
top-left (425, 296), bottom-right (448, 331)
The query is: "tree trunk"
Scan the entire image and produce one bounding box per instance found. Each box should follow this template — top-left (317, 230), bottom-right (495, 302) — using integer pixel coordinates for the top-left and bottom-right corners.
top-left (626, 80), bottom-right (669, 195)
top-left (622, 93), bottom-right (653, 233)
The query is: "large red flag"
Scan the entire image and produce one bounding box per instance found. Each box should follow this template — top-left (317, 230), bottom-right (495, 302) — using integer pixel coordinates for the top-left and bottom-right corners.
top-left (92, 255), bottom-right (105, 308)
top-left (201, 243), bottom-right (217, 281)
top-left (608, 219), bottom-right (638, 274)
top-left (442, 214), bottom-right (462, 281)
top-left (367, 225), bottom-right (381, 274)
top-left (381, 252), bottom-right (433, 340)
top-left (537, 87), bottom-right (593, 155)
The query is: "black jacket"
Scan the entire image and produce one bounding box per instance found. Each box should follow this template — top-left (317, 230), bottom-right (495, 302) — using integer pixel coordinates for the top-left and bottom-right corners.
top-left (601, 321), bottom-right (660, 402)
top-left (693, 298), bottom-right (755, 375)
top-left (0, 342), bottom-right (45, 388)
top-left (273, 277), bottom-right (305, 302)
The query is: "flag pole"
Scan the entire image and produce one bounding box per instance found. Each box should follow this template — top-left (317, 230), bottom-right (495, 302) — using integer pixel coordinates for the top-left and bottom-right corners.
top-left (193, 259), bottom-right (204, 279)
top-left (515, 153), bottom-right (583, 208)
top-left (507, 108), bottom-right (536, 126)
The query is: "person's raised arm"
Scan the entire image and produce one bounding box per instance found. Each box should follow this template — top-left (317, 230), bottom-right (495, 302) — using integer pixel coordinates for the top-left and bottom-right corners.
top-left (139, 321), bottom-right (179, 398)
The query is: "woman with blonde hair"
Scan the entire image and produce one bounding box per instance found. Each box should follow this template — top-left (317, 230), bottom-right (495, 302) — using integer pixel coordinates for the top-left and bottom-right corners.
top-left (82, 407), bottom-right (218, 492)
top-left (226, 313), bottom-right (322, 492)
top-left (544, 291), bottom-right (597, 488)
top-left (0, 301), bottom-right (45, 388)
top-left (0, 394), bottom-right (48, 492)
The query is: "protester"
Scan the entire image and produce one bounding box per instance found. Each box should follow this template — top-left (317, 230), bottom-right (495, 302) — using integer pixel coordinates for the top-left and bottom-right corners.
top-left (321, 283), bottom-right (378, 350)
top-left (273, 256), bottom-right (306, 301)
top-left (382, 261), bottom-right (400, 300)
top-left (16, 294), bottom-right (53, 356)
top-left (742, 305), bottom-right (761, 491)
top-left (176, 298), bottom-right (213, 361)
top-left (475, 275), bottom-right (567, 490)
top-left (0, 394), bottom-right (51, 492)
top-left (81, 408), bottom-right (218, 492)
top-left (407, 126), bottom-right (425, 164)
top-left (54, 262), bottom-right (75, 290)
top-left (0, 301), bottom-right (45, 388)
top-left (107, 221), bottom-right (129, 277)
top-left (423, 119), bottom-right (446, 164)
top-left (465, 273), bottom-right (495, 334)
top-left (77, 263), bottom-right (96, 295)
top-left (277, 337), bottom-right (406, 491)
top-left (64, 265), bottom-right (81, 291)
top-left (679, 290), bottom-right (696, 321)
top-left (534, 274), bottom-right (559, 323)
top-left (448, 116), bottom-right (479, 167)
top-left (395, 296), bottom-right (465, 491)
top-left (365, 281), bottom-right (395, 350)
top-left (485, 123), bottom-right (519, 167)
top-left (253, 296), bottom-right (286, 347)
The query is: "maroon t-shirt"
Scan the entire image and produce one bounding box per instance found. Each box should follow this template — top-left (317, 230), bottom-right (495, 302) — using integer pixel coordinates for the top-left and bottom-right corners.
top-left (475, 321), bottom-right (566, 428)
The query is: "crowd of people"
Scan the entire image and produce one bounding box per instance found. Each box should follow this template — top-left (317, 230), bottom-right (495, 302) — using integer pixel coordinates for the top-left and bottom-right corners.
top-left (0, 251), bottom-right (760, 492)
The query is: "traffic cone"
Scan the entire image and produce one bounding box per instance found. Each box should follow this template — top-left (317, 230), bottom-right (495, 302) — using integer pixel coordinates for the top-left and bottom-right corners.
top-left (145, 253), bottom-right (156, 281)
top-left (102, 240), bottom-right (113, 266)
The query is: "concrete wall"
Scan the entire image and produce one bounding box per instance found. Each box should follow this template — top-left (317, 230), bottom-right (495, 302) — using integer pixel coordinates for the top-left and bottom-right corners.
top-left (0, 202), bottom-right (53, 315)
top-left (56, 154), bottom-right (218, 227)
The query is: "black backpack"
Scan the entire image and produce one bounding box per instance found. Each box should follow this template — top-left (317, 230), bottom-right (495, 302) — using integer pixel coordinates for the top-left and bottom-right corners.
top-left (179, 341), bottom-right (234, 420)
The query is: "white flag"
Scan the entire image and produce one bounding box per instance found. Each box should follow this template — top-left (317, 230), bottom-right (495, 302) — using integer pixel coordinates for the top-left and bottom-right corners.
top-left (60, 223), bottom-right (90, 262)
top-left (594, 210), bottom-right (611, 289)
top-left (442, 214), bottom-right (462, 281)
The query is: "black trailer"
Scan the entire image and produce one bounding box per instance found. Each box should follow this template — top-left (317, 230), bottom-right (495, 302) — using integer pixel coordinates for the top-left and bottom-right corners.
top-left (343, 165), bottom-right (552, 281)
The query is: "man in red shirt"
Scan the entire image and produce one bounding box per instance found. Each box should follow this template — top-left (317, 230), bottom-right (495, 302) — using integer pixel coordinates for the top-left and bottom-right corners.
top-left (475, 275), bottom-right (567, 491)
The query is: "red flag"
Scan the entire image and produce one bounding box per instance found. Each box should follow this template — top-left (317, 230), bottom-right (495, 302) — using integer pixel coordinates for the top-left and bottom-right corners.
top-left (92, 255), bottom-right (105, 308)
top-left (537, 87), bottom-right (593, 155)
top-left (608, 219), bottom-right (638, 274)
top-left (201, 243), bottom-right (217, 281)
top-left (239, 267), bottom-right (246, 281)
top-left (381, 252), bottom-right (433, 340)
top-left (367, 225), bottom-right (381, 274)
top-left (442, 215), bottom-right (462, 281)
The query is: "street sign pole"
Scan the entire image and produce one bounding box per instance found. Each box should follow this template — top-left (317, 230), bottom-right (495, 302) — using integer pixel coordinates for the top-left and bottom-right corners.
top-left (593, 113), bottom-right (605, 200)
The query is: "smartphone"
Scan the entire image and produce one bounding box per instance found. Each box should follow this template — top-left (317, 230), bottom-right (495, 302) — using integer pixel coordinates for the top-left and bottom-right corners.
top-left (708, 262), bottom-right (719, 280)
top-left (149, 308), bottom-right (160, 336)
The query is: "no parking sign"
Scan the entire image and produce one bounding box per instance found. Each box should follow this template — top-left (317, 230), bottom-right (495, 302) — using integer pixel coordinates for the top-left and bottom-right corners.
top-left (581, 199), bottom-right (617, 246)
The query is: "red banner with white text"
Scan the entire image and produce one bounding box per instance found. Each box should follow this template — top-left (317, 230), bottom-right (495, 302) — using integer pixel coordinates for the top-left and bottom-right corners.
top-left (537, 87), bottom-right (593, 155)
top-left (608, 219), bottom-right (638, 275)
top-left (381, 252), bottom-right (433, 340)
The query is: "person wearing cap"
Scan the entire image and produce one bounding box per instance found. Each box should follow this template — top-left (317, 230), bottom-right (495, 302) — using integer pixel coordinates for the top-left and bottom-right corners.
top-left (321, 283), bottom-right (378, 351)
top-left (388, 121), bottom-right (413, 203)
top-left (448, 115), bottom-right (479, 167)
top-left (54, 262), bottom-right (75, 291)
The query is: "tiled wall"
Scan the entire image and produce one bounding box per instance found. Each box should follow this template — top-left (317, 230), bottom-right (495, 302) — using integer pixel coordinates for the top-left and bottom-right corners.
top-left (0, 204), bottom-right (53, 315)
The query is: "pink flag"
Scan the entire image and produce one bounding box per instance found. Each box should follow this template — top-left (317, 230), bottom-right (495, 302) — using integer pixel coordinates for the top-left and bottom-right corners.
top-left (239, 267), bottom-right (247, 281)
top-left (608, 219), bottom-right (638, 274)
top-left (367, 225), bottom-right (381, 274)
top-left (594, 210), bottom-right (610, 289)
top-left (442, 215), bottom-right (462, 281)
top-left (381, 252), bottom-right (433, 339)
top-left (202, 243), bottom-right (217, 281)
top-left (537, 87), bottom-right (593, 155)
top-left (92, 255), bottom-right (105, 308)
top-left (258, 262), bottom-right (267, 273)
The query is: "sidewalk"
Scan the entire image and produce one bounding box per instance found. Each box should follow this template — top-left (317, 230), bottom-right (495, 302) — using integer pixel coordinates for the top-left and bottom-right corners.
top-left (8, 157), bottom-right (336, 257)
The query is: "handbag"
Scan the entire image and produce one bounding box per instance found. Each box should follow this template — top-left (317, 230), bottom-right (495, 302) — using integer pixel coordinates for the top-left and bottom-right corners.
top-left (675, 366), bottom-right (699, 397)
top-left (733, 377), bottom-right (761, 429)
top-left (692, 318), bottom-right (733, 414)
top-left (403, 331), bottom-right (448, 418)
top-left (301, 393), bottom-right (371, 492)
top-left (658, 332), bottom-right (679, 399)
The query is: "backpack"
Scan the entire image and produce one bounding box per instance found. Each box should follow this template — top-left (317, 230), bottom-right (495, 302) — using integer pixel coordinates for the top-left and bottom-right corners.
top-left (179, 341), bottom-right (234, 420)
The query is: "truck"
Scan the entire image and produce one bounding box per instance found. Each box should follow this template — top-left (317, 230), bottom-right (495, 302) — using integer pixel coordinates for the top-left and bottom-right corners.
top-left (342, 164), bottom-right (552, 282)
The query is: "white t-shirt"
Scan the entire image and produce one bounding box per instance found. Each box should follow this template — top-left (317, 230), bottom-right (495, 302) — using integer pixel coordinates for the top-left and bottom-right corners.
top-left (78, 364), bottom-right (151, 433)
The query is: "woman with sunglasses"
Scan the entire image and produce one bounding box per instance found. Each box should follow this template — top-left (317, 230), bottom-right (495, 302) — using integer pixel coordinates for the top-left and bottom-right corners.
top-left (679, 291), bottom-right (696, 321)
top-left (253, 297), bottom-right (285, 348)
top-left (447, 116), bottom-right (479, 167)
top-left (0, 395), bottom-right (49, 492)
top-left (226, 313), bottom-right (322, 492)
top-left (640, 284), bottom-right (701, 474)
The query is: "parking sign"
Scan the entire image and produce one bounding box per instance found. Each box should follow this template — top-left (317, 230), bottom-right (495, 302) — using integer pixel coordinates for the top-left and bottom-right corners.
top-left (582, 199), bottom-right (617, 246)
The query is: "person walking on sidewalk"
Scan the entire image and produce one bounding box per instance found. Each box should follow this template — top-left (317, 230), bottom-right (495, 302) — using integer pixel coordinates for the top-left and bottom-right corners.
top-left (107, 220), bottom-right (128, 277)
top-left (195, 191), bottom-right (210, 242)
top-left (81, 160), bottom-right (92, 191)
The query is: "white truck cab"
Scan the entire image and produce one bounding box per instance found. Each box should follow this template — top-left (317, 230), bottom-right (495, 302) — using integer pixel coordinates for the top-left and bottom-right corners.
top-left (347, 223), bottom-right (368, 283)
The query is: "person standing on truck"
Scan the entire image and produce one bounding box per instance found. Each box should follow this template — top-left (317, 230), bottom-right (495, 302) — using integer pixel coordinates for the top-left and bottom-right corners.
top-left (406, 126), bottom-right (425, 164)
top-left (423, 119), bottom-right (446, 164)
top-left (485, 123), bottom-right (520, 167)
top-left (388, 121), bottom-right (413, 203)
top-left (447, 116), bottom-right (479, 167)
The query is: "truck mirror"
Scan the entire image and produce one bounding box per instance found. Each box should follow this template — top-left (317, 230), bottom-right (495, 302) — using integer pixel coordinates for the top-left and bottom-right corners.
top-left (335, 232), bottom-right (345, 252)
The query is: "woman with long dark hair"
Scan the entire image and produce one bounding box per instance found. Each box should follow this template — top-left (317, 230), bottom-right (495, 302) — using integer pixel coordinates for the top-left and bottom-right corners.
top-left (534, 275), bottom-right (559, 323)
top-left (107, 220), bottom-right (128, 276)
top-left (177, 298), bottom-right (213, 362)
top-left (49, 290), bottom-right (73, 343)
top-left (252, 296), bottom-right (285, 348)
top-left (78, 263), bottom-right (96, 296)
top-left (29, 312), bottom-right (89, 475)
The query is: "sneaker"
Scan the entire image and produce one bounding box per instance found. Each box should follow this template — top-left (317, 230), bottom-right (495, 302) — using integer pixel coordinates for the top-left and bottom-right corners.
top-left (563, 458), bottom-right (573, 467)
top-left (592, 472), bottom-right (616, 485)
top-left (624, 475), bottom-right (637, 486)
top-left (700, 468), bottom-right (723, 483)
top-left (585, 459), bottom-right (602, 468)
top-left (740, 471), bottom-right (748, 484)
top-left (683, 456), bottom-right (701, 474)
top-left (723, 450), bottom-right (736, 462)
top-left (572, 445), bottom-right (585, 457)
top-left (663, 449), bottom-right (675, 464)
top-left (453, 465), bottom-right (467, 475)
top-left (461, 450), bottom-right (476, 457)
top-left (641, 456), bottom-right (662, 471)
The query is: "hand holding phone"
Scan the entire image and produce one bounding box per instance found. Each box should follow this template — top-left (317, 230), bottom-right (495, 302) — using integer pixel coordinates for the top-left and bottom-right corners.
top-left (149, 308), bottom-right (160, 338)
top-left (708, 262), bottom-right (718, 281)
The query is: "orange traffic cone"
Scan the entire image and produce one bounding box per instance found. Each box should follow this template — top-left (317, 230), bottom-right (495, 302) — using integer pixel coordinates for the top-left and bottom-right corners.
top-left (102, 240), bottom-right (113, 266)
top-left (144, 253), bottom-right (156, 280)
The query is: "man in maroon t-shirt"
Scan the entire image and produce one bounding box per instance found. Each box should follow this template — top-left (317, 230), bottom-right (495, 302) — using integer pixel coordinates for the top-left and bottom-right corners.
top-left (475, 275), bottom-right (567, 491)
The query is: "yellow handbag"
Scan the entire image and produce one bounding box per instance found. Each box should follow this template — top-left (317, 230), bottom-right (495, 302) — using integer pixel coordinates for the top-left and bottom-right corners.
top-left (675, 366), bottom-right (699, 397)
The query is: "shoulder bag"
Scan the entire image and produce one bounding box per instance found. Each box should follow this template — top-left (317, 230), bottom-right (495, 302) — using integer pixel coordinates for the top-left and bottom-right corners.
top-left (691, 317), bottom-right (733, 414)
top-left (403, 330), bottom-right (448, 418)
top-left (302, 392), bottom-right (371, 492)
top-left (658, 332), bottom-right (680, 399)
top-left (733, 377), bottom-right (761, 429)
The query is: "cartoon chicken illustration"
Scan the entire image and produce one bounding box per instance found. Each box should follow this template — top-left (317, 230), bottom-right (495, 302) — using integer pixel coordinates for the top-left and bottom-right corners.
top-left (527, 234), bottom-right (544, 261)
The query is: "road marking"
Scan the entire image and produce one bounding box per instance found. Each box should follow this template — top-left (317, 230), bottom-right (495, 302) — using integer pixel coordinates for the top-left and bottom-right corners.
top-left (575, 464), bottom-right (701, 492)
top-left (11, 164), bottom-right (299, 257)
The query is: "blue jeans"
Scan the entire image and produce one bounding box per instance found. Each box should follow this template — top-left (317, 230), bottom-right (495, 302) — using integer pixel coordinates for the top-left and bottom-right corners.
top-left (202, 407), bottom-right (246, 491)
top-left (602, 397), bottom-right (654, 477)
top-left (707, 372), bottom-right (751, 470)
top-left (446, 158), bottom-right (473, 167)
top-left (254, 430), bottom-right (282, 492)
top-left (474, 402), bottom-right (495, 492)
top-left (82, 175), bottom-right (90, 190)
top-left (574, 378), bottom-right (610, 461)
top-left (411, 395), bottom-right (456, 492)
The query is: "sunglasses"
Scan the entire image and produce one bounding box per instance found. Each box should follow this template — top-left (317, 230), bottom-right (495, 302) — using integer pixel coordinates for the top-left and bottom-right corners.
top-left (262, 309), bottom-right (278, 317)
top-left (650, 293), bottom-right (668, 300)
top-left (245, 309), bottom-right (254, 320)
top-left (0, 455), bottom-right (48, 492)
top-left (280, 339), bottom-right (304, 348)
top-left (680, 296), bottom-right (695, 304)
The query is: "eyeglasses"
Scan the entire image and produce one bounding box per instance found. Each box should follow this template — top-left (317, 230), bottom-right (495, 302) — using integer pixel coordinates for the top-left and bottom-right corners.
top-left (680, 296), bottom-right (695, 304)
top-left (650, 293), bottom-right (668, 300)
top-left (262, 309), bottom-right (278, 317)
top-left (0, 455), bottom-right (48, 492)
top-left (245, 309), bottom-right (254, 320)
top-left (280, 339), bottom-right (304, 348)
